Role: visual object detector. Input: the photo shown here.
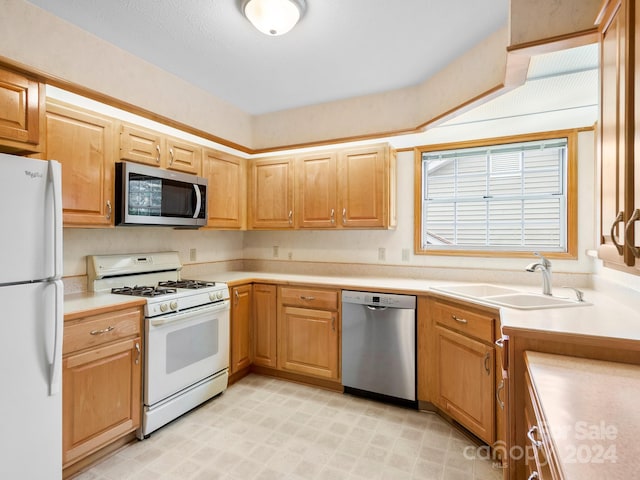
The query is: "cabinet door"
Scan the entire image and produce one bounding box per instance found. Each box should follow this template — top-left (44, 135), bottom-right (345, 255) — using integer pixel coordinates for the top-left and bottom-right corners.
top-left (632, 0), bottom-right (640, 272)
top-left (338, 145), bottom-right (389, 228)
top-left (253, 283), bottom-right (277, 368)
top-left (0, 67), bottom-right (43, 152)
top-left (296, 151), bottom-right (338, 228)
top-left (279, 306), bottom-right (338, 379)
top-left (203, 149), bottom-right (246, 229)
top-left (166, 136), bottom-right (201, 175)
top-left (120, 124), bottom-right (163, 167)
top-left (230, 284), bottom-right (252, 374)
top-left (434, 325), bottom-right (495, 443)
top-left (249, 156), bottom-right (295, 229)
top-left (45, 101), bottom-right (114, 226)
top-left (599, 0), bottom-right (633, 268)
top-left (62, 336), bottom-right (141, 466)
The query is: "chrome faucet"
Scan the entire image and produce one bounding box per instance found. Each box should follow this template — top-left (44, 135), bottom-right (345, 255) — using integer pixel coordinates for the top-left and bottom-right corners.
top-left (526, 252), bottom-right (553, 296)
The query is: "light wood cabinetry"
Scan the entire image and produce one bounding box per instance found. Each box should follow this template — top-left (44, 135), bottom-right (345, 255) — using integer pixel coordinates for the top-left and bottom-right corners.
top-left (248, 155), bottom-right (295, 229)
top-left (203, 149), bottom-right (246, 229)
top-left (119, 123), bottom-right (202, 175)
top-left (45, 100), bottom-right (115, 227)
top-left (250, 143), bottom-right (396, 230)
top-left (278, 286), bottom-right (340, 380)
top-left (296, 151), bottom-right (338, 228)
top-left (230, 284), bottom-right (252, 374)
top-left (597, 0), bottom-right (640, 273)
top-left (0, 66), bottom-right (44, 153)
top-left (62, 305), bottom-right (142, 471)
top-left (425, 296), bottom-right (497, 444)
top-left (523, 364), bottom-right (559, 480)
top-left (338, 144), bottom-right (396, 229)
top-left (253, 283), bottom-right (278, 368)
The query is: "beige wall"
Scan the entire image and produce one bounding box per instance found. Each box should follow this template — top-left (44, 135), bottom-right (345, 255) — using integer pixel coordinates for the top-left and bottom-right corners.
top-left (509, 0), bottom-right (601, 46)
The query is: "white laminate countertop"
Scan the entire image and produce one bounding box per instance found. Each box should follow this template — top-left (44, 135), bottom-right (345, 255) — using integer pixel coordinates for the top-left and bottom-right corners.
top-left (65, 270), bottom-right (640, 343)
top-left (525, 351), bottom-right (640, 480)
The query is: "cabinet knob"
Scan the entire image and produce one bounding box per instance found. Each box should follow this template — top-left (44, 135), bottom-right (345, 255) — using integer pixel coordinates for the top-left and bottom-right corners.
top-left (610, 211), bottom-right (625, 255)
top-left (169, 148), bottom-right (175, 165)
top-left (527, 425), bottom-right (543, 448)
top-left (330, 208), bottom-right (335, 224)
top-left (451, 314), bottom-right (468, 324)
top-left (90, 326), bottom-right (114, 336)
top-left (624, 208), bottom-right (640, 257)
top-left (288, 210), bottom-right (293, 225)
top-left (483, 352), bottom-right (491, 375)
top-left (135, 342), bottom-right (141, 365)
top-left (496, 380), bottom-right (505, 410)
top-left (342, 207), bottom-right (346, 225)
top-left (156, 144), bottom-right (161, 163)
top-left (106, 200), bottom-right (112, 220)
top-left (527, 473), bottom-right (539, 480)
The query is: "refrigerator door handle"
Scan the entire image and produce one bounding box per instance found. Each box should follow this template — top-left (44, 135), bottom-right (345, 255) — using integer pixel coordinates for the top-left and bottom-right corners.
top-left (49, 279), bottom-right (64, 396)
top-left (48, 160), bottom-right (63, 279)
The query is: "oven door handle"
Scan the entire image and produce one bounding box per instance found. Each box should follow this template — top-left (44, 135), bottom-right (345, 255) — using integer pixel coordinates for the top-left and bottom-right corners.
top-left (149, 300), bottom-right (230, 327)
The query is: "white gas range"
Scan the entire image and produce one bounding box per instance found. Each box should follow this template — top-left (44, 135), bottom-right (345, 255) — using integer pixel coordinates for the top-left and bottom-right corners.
top-left (87, 252), bottom-right (230, 439)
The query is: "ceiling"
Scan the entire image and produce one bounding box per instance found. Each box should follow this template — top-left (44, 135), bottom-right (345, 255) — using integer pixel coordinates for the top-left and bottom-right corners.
top-left (25, 0), bottom-right (510, 115)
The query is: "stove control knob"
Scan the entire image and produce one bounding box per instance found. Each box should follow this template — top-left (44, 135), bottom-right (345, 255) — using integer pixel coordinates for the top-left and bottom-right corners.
top-left (216, 291), bottom-right (223, 300)
top-left (170, 301), bottom-right (178, 311)
top-left (209, 292), bottom-right (215, 301)
top-left (160, 303), bottom-right (168, 313)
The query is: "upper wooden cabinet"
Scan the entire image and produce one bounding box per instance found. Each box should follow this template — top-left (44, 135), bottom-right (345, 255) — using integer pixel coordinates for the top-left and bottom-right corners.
top-left (338, 144), bottom-right (397, 229)
top-left (119, 123), bottom-right (202, 175)
top-left (248, 155), bottom-right (295, 229)
top-left (597, 0), bottom-right (640, 273)
top-left (250, 143), bottom-right (397, 230)
top-left (296, 151), bottom-right (338, 228)
top-left (0, 66), bottom-right (44, 153)
top-left (45, 99), bottom-right (115, 227)
top-left (203, 149), bottom-right (246, 229)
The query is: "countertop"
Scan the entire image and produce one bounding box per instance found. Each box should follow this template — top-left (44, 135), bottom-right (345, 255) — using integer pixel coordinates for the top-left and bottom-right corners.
top-left (64, 292), bottom-right (146, 321)
top-left (64, 270), bottom-right (640, 343)
top-left (525, 351), bottom-right (640, 479)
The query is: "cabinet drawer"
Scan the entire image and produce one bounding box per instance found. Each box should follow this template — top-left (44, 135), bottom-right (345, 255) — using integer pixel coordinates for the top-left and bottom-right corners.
top-left (524, 371), bottom-right (554, 480)
top-left (280, 286), bottom-right (338, 310)
top-left (432, 299), bottom-right (494, 343)
top-left (64, 307), bottom-right (141, 355)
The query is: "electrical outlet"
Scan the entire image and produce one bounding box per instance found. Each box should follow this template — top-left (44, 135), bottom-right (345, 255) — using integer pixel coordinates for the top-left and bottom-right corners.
top-left (189, 248), bottom-right (197, 261)
top-left (402, 248), bottom-right (410, 262)
top-left (272, 246), bottom-right (279, 258)
top-left (378, 247), bottom-right (386, 261)
top-left (287, 251), bottom-right (293, 260)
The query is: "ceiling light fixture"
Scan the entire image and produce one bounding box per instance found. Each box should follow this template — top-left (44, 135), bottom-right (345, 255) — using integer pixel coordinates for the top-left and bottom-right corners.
top-left (242, 0), bottom-right (306, 36)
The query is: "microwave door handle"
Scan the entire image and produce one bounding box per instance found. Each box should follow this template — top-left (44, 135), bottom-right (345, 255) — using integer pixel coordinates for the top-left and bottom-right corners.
top-left (193, 184), bottom-right (202, 219)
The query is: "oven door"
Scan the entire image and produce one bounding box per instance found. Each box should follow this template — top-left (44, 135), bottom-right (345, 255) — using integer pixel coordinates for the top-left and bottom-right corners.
top-left (145, 300), bottom-right (230, 406)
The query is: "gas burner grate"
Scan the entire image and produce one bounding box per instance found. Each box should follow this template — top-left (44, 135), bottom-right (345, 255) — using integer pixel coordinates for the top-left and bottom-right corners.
top-left (111, 285), bottom-right (178, 297)
top-left (158, 279), bottom-right (216, 289)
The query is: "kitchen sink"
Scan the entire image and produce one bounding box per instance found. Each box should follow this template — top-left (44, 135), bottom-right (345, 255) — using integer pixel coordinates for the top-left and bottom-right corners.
top-left (431, 284), bottom-right (520, 299)
top-left (431, 284), bottom-right (591, 310)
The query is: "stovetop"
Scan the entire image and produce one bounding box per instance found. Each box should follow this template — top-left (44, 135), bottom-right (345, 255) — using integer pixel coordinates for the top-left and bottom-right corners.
top-left (110, 279), bottom-right (218, 298)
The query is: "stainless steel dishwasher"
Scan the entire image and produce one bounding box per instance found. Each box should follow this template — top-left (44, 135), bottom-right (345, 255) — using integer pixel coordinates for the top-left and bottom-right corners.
top-left (341, 290), bottom-right (417, 406)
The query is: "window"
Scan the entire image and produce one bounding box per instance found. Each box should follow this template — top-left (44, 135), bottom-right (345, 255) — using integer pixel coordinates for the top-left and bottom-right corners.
top-left (414, 130), bottom-right (578, 257)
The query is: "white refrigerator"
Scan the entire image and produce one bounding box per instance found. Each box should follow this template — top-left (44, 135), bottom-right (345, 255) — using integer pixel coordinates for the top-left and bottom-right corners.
top-left (0, 153), bottom-right (63, 479)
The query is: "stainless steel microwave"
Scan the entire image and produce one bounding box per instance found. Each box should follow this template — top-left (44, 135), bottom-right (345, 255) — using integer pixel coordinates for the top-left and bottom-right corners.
top-left (115, 162), bottom-right (207, 227)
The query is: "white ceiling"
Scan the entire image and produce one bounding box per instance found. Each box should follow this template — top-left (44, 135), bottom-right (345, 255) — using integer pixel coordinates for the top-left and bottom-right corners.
top-left (25, 0), bottom-right (510, 115)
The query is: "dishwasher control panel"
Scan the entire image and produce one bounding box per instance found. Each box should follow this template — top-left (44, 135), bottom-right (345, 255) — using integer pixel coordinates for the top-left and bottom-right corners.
top-left (342, 290), bottom-right (416, 309)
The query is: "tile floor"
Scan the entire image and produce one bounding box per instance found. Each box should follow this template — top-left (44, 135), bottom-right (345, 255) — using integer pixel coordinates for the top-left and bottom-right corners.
top-left (75, 375), bottom-right (503, 480)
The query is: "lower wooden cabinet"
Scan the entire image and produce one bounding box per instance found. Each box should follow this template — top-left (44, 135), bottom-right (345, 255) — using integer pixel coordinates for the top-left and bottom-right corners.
top-left (62, 305), bottom-right (143, 470)
top-left (230, 284), bottom-right (252, 374)
top-left (277, 286), bottom-right (340, 380)
top-left (425, 296), bottom-right (498, 444)
top-left (253, 283), bottom-right (277, 368)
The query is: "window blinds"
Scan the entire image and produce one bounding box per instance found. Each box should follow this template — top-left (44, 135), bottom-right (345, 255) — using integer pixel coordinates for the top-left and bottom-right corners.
top-left (421, 138), bottom-right (567, 251)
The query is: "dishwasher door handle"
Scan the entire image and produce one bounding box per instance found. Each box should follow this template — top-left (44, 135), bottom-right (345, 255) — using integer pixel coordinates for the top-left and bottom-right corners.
top-left (366, 305), bottom-right (388, 311)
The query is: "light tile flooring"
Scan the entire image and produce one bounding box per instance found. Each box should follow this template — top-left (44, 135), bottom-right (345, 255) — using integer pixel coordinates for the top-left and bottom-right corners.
top-left (75, 375), bottom-right (503, 480)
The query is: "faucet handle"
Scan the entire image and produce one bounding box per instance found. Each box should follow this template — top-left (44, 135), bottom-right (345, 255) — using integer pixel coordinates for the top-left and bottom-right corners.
top-left (561, 286), bottom-right (585, 302)
top-left (534, 252), bottom-right (552, 268)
